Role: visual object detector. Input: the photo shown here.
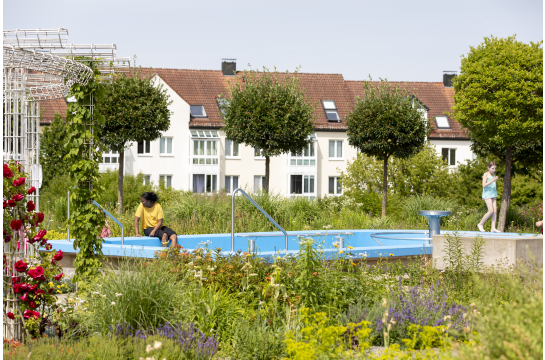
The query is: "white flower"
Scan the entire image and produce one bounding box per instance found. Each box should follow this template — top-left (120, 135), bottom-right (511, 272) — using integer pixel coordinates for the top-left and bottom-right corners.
top-left (145, 344), bottom-right (153, 353)
top-left (115, 293), bottom-right (122, 297)
top-left (153, 341), bottom-right (162, 350)
top-left (249, 273), bottom-right (258, 277)
top-left (259, 301), bottom-right (265, 305)
top-left (91, 291), bottom-right (99, 295)
top-left (111, 301), bottom-right (116, 305)
top-left (101, 295), bottom-right (106, 298)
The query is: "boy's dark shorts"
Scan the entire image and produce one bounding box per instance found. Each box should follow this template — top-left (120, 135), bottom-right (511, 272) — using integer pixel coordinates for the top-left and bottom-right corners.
top-left (144, 226), bottom-right (177, 242)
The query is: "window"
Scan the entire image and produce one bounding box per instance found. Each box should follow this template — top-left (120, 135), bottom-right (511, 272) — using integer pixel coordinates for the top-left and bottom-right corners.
top-left (193, 174), bottom-right (217, 193)
top-left (225, 139), bottom-right (239, 157)
top-left (435, 116), bottom-right (451, 129)
top-left (225, 175), bottom-right (239, 193)
top-left (329, 140), bottom-right (343, 159)
top-left (190, 130), bottom-right (219, 138)
top-left (322, 100), bottom-right (340, 122)
top-left (192, 140), bottom-right (218, 165)
top-left (290, 175), bottom-right (315, 196)
top-left (160, 137), bottom-right (173, 155)
top-left (255, 147), bottom-right (264, 158)
top-left (102, 150), bottom-right (119, 164)
top-left (329, 177), bottom-right (342, 195)
top-left (290, 141), bottom-right (316, 166)
top-left (137, 140), bottom-right (151, 155)
top-left (254, 176), bottom-right (265, 193)
top-left (216, 98), bottom-right (230, 116)
top-left (190, 105), bottom-right (207, 118)
top-left (442, 148), bottom-right (456, 166)
top-left (159, 175), bottom-right (172, 188)
top-left (142, 175), bottom-right (151, 186)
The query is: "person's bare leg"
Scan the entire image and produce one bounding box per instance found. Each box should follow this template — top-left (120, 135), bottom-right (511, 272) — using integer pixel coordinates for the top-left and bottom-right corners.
top-left (478, 198), bottom-right (494, 232)
top-left (491, 199), bottom-right (501, 232)
top-left (161, 233), bottom-right (168, 247)
top-left (169, 234), bottom-right (177, 248)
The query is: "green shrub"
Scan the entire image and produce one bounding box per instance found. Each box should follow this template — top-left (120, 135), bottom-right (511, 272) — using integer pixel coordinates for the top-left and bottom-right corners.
top-left (95, 170), bottom-right (154, 210)
top-left (399, 195), bottom-right (460, 225)
top-left (231, 318), bottom-right (286, 360)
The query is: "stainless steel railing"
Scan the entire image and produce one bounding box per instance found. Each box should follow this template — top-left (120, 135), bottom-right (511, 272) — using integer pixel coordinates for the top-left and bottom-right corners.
top-left (231, 188), bottom-right (288, 252)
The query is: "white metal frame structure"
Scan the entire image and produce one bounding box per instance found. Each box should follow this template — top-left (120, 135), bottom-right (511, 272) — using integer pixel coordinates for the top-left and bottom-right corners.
top-left (3, 28), bottom-right (129, 341)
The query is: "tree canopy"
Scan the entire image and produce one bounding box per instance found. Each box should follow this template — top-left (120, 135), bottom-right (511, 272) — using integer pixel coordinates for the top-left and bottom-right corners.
top-left (99, 68), bottom-right (172, 213)
top-left (452, 35), bottom-right (543, 231)
top-left (220, 67), bottom-right (316, 193)
top-left (345, 79), bottom-right (429, 217)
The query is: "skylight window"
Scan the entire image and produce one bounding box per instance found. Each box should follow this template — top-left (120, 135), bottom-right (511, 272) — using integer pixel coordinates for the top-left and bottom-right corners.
top-left (435, 116), bottom-right (451, 129)
top-left (190, 105), bottom-right (207, 118)
top-left (322, 100), bottom-right (340, 122)
top-left (216, 98), bottom-right (230, 115)
top-left (190, 130), bottom-right (219, 138)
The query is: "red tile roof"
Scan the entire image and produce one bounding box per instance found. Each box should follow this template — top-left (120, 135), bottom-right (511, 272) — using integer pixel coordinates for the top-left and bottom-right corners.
top-left (40, 67), bottom-right (467, 139)
top-left (346, 81), bottom-right (467, 139)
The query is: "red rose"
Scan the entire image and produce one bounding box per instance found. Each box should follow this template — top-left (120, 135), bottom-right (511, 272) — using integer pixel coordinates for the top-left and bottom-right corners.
top-left (35, 289), bottom-right (45, 296)
top-left (12, 283), bottom-right (22, 293)
top-left (3, 201), bottom-right (6, 209)
top-left (30, 229), bottom-right (47, 244)
top-left (27, 186), bottom-right (36, 195)
top-left (14, 260), bottom-right (27, 273)
top-left (36, 213), bottom-right (44, 224)
top-left (6, 312), bottom-right (15, 320)
top-left (12, 177), bottom-right (25, 187)
top-left (53, 250), bottom-right (63, 262)
top-left (8, 200), bottom-right (16, 207)
top-left (48, 288), bottom-right (54, 294)
top-left (27, 266), bottom-right (44, 279)
top-left (44, 243), bottom-right (52, 251)
top-left (54, 273), bottom-right (63, 281)
top-left (29, 301), bottom-right (36, 309)
top-left (23, 310), bottom-right (40, 319)
top-left (29, 284), bottom-right (38, 293)
top-left (12, 194), bottom-right (24, 202)
top-left (10, 220), bottom-right (22, 230)
top-left (26, 201), bottom-right (35, 212)
top-left (3, 164), bottom-right (13, 178)
top-left (5, 235), bottom-right (11, 243)
top-left (20, 293), bottom-right (28, 302)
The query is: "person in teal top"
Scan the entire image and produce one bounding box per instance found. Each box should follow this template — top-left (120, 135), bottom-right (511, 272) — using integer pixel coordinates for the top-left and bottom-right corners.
top-left (478, 161), bottom-right (501, 233)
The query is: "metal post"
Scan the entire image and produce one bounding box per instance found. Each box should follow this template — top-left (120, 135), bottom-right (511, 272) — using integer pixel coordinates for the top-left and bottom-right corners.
top-left (428, 216), bottom-right (441, 239)
top-left (248, 239), bottom-right (256, 253)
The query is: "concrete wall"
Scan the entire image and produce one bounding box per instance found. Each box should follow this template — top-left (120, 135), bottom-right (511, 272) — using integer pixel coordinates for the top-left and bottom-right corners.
top-left (432, 233), bottom-right (543, 270)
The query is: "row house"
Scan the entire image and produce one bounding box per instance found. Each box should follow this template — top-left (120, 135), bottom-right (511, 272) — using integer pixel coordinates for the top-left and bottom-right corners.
top-left (40, 62), bottom-right (471, 198)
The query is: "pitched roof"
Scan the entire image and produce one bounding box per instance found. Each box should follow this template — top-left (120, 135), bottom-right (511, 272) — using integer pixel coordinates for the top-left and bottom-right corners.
top-left (39, 67), bottom-right (466, 139)
top-left (346, 81), bottom-right (466, 139)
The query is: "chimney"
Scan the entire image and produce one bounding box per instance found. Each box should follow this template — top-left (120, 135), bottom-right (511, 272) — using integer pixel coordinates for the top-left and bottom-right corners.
top-left (222, 59), bottom-right (236, 76)
top-left (443, 71), bottom-right (457, 87)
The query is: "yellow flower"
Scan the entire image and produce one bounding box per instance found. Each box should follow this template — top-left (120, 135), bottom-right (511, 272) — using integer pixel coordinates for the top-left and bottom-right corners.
top-left (57, 290), bottom-right (62, 293)
top-left (351, 263), bottom-right (357, 266)
top-left (339, 250), bottom-right (344, 254)
top-left (57, 285), bottom-right (61, 288)
top-left (333, 244), bottom-right (339, 248)
top-left (348, 246), bottom-right (354, 249)
top-left (389, 253), bottom-right (394, 256)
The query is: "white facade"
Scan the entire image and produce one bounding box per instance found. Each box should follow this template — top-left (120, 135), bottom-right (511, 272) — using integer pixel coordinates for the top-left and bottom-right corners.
top-left (120, 75), bottom-right (474, 196)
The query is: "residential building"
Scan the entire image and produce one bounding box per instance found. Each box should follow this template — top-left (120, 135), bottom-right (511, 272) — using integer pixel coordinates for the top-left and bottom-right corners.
top-left (40, 63), bottom-right (471, 197)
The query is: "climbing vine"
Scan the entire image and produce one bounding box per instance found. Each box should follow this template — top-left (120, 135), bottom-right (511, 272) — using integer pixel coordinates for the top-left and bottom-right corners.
top-left (65, 62), bottom-right (106, 282)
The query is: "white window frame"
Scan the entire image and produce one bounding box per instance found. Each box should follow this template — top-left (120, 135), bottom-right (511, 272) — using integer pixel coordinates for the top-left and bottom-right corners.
top-left (142, 174), bottom-right (151, 186)
top-left (190, 105), bottom-right (207, 118)
top-left (328, 176), bottom-right (342, 195)
top-left (224, 175), bottom-right (239, 194)
top-left (225, 139), bottom-right (240, 159)
top-left (137, 140), bottom-right (152, 156)
top-left (101, 150), bottom-right (119, 164)
top-left (322, 100), bottom-right (341, 122)
top-left (254, 175), bottom-right (265, 193)
top-left (289, 141), bottom-right (317, 166)
top-left (435, 116), bottom-right (451, 129)
top-left (191, 133), bottom-right (219, 165)
top-left (289, 174), bottom-right (316, 199)
top-left (441, 148), bottom-right (457, 166)
top-left (192, 174), bottom-right (218, 193)
top-left (159, 137), bottom-right (174, 156)
top-left (328, 140), bottom-right (343, 160)
top-left (254, 147), bottom-right (265, 160)
top-left (159, 175), bottom-right (172, 188)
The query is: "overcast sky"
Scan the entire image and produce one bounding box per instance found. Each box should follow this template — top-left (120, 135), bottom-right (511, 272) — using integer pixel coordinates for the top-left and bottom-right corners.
top-left (3, 0), bottom-right (543, 82)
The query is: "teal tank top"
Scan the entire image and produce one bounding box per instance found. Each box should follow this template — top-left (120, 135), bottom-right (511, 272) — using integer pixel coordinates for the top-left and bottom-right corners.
top-left (482, 175), bottom-right (498, 199)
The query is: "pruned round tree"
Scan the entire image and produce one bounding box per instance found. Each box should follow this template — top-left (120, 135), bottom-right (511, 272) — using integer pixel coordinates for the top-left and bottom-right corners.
top-left (220, 67), bottom-right (316, 193)
top-left (346, 79), bottom-right (429, 217)
top-left (99, 67), bottom-right (172, 214)
top-left (452, 35), bottom-right (543, 231)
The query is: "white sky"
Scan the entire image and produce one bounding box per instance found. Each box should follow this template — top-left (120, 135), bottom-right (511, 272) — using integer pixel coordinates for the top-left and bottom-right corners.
top-left (3, 0), bottom-right (543, 82)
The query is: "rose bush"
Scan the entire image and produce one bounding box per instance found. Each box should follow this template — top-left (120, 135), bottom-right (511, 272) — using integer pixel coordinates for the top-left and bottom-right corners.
top-left (3, 160), bottom-right (64, 337)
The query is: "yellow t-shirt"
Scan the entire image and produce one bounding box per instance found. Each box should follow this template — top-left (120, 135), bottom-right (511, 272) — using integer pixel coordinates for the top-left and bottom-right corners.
top-left (135, 203), bottom-right (164, 230)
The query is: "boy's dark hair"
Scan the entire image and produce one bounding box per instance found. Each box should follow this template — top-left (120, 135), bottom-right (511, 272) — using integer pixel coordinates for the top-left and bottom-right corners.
top-left (141, 192), bottom-right (159, 203)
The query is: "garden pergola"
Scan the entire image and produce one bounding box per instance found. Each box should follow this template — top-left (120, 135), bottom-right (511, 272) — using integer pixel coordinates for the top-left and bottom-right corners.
top-left (3, 28), bottom-right (129, 341)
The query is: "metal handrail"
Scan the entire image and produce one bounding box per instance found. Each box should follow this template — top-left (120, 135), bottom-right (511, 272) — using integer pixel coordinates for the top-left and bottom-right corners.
top-left (231, 188), bottom-right (288, 252)
top-left (92, 201), bottom-right (125, 245)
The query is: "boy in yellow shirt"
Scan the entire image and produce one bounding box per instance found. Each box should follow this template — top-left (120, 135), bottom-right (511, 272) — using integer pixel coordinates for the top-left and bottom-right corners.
top-left (134, 192), bottom-right (178, 247)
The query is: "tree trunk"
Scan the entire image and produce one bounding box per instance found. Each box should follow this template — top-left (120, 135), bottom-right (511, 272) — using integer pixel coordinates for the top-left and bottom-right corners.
top-left (382, 156), bottom-right (389, 218)
top-left (117, 149), bottom-right (124, 215)
top-left (497, 146), bottom-right (512, 232)
top-left (264, 155), bottom-right (270, 194)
